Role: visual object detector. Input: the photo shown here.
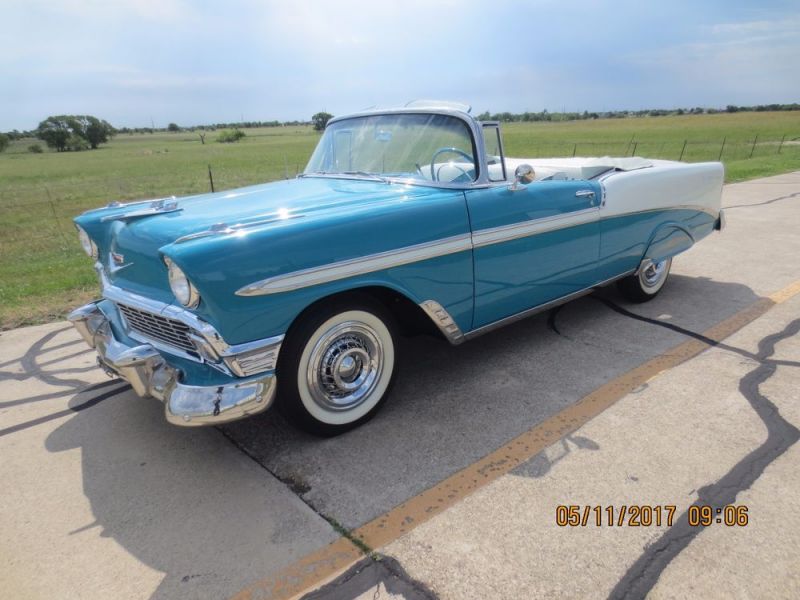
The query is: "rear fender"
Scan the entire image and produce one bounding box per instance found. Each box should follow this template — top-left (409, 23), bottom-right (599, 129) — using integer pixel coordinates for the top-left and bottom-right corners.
top-left (642, 221), bottom-right (695, 264)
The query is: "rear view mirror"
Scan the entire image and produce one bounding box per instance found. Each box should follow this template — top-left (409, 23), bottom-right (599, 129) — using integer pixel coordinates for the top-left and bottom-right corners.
top-left (509, 164), bottom-right (535, 191)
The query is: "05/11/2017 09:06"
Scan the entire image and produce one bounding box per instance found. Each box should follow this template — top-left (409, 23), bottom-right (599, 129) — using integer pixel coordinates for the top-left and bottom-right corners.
top-left (68, 99), bottom-right (725, 437)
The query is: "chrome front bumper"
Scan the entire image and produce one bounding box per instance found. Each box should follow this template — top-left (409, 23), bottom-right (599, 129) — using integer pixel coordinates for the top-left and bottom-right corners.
top-left (68, 302), bottom-right (276, 426)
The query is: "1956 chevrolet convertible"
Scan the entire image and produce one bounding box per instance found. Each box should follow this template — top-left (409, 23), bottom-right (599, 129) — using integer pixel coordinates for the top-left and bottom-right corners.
top-left (69, 101), bottom-right (725, 435)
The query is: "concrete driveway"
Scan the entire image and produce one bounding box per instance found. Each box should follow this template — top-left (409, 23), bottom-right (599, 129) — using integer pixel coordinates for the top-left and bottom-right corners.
top-left (1, 172), bottom-right (799, 599)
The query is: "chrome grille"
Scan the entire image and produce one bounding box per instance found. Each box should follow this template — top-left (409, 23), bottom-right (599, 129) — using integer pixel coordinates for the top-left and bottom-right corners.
top-left (117, 303), bottom-right (198, 356)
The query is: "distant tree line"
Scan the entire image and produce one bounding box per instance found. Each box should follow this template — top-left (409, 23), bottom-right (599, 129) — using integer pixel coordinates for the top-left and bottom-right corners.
top-left (2, 103), bottom-right (798, 152)
top-left (119, 119), bottom-right (313, 135)
top-left (474, 103), bottom-right (800, 123)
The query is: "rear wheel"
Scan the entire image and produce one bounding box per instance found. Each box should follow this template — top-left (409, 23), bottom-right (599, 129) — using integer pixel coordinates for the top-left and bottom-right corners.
top-left (277, 298), bottom-right (397, 436)
top-left (617, 257), bottom-right (672, 303)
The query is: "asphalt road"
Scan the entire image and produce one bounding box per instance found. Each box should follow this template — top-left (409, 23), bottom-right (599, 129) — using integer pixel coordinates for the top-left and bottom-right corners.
top-left (1, 171), bottom-right (799, 600)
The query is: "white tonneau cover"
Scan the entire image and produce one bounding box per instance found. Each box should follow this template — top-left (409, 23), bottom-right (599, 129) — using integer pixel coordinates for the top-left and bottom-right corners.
top-left (503, 156), bottom-right (654, 181)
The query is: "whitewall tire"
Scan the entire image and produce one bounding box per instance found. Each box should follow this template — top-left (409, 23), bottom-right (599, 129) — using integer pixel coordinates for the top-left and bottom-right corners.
top-left (277, 299), bottom-right (397, 436)
top-left (617, 257), bottom-right (673, 303)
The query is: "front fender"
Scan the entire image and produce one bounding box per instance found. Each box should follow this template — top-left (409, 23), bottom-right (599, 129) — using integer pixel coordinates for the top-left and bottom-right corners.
top-left (161, 188), bottom-right (474, 345)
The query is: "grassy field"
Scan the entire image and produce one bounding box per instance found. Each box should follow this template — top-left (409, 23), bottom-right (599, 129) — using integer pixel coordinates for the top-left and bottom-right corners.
top-left (1, 111), bottom-right (798, 328)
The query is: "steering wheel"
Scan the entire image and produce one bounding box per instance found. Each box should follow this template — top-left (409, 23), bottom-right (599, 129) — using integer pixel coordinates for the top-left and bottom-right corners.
top-left (436, 163), bottom-right (470, 182)
top-left (430, 147), bottom-right (473, 182)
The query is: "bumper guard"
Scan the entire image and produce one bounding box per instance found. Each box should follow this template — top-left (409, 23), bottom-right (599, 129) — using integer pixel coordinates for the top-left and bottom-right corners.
top-left (68, 302), bottom-right (276, 426)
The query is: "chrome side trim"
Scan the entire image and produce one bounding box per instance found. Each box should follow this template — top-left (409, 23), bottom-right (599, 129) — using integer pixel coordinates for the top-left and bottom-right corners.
top-left (419, 300), bottom-right (464, 343)
top-left (600, 204), bottom-right (720, 220)
top-left (233, 202), bottom-right (712, 298)
top-left (462, 271), bottom-right (635, 342)
top-left (471, 208), bottom-right (598, 249)
top-left (236, 233), bottom-right (473, 296)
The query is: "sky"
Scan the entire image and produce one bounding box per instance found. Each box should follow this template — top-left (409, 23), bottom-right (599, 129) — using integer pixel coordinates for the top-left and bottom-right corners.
top-left (1, 0), bottom-right (799, 130)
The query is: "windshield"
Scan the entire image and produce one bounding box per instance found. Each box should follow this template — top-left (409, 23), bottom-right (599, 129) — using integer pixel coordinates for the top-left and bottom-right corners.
top-left (304, 113), bottom-right (477, 184)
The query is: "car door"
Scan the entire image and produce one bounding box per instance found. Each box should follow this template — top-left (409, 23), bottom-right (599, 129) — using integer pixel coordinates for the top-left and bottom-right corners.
top-left (465, 178), bottom-right (601, 329)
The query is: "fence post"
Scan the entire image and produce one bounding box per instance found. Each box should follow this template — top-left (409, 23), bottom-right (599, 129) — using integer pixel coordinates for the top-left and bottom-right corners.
top-left (208, 164), bottom-right (215, 192)
top-left (749, 134), bottom-right (758, 159)
top-left (778, 133), bottom-right (786, 154)
top-left (679, 139), bottom-right (687, 161)
top-left (43, 185), bottom-right (70, 249)
top-left (718, 137), bottom-right (726, 161)
top-left (572, 143), bottom-right (577, 157)
top-left (631, 141), bottom-right (638, 156)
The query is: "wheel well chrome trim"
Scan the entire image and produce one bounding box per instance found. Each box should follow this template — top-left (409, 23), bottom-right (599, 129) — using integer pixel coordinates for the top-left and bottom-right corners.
top-left (418, 300), bottom-right (464, 343)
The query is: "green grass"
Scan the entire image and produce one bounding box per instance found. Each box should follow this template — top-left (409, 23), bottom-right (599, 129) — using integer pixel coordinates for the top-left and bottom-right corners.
top-left (1, 112), bottom-right (798, 328)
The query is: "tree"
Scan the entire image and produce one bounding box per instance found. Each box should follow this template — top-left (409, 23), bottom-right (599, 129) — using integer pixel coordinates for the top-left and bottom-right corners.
top-left (217, 129), bottom-right (245, 143)
top-left (312, 111), bottom-right (333, 131)
top-left (36, 115), bottom-right (115, 151)
top-left (76, 116), bottom-right (115, 148)
top-left (0, 133), bottom-right (9, 153)
top-left (167, 122), bottom-right (180, 132)
top-left (36, 116), bottom-right (73, 151)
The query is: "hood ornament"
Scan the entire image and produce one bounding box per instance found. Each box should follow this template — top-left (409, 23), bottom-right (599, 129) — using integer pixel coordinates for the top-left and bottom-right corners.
top-left (108, 252), bottom-right (132, 274)
top-left (101, 197), bottom-right (181, 222)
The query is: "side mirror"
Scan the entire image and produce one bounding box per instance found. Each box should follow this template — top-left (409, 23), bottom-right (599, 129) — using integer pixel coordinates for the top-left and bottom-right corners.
top-left (508, 164), bottom-right (535, 191)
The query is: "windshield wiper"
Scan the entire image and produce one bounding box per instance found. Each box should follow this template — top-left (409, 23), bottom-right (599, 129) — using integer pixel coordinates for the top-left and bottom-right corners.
top-left (341, 171), bottom-right (389, 183)
top-left (300, 170), bottom-right (389, 183)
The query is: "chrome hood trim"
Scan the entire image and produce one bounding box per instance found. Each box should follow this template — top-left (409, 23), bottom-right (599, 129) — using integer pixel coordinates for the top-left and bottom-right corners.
top-left (100, 197), bottom-right (181, 222)
top-left (174, 211), bottom-right (305, 244)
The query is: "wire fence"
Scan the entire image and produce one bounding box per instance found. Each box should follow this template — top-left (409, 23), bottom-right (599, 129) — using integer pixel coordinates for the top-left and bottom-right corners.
top-left (512, 136), bottom-right (795, 161)
top-left (0, 135), bottom-right (797, 263)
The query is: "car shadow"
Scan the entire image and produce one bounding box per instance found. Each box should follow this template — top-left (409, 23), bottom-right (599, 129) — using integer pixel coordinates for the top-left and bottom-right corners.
top-left (220, 273), bottom-right (763, 529)
top-left (43, 382), bottom-right (335, 599)
top-left (22, 273), bottom-right (760, 598)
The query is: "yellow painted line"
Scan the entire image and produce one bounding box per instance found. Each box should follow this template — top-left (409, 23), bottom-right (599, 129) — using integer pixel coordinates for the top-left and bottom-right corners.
top-left (768, 279), bottom-right (800, 304)
top-left (232, 280), bottom-right (800, 600)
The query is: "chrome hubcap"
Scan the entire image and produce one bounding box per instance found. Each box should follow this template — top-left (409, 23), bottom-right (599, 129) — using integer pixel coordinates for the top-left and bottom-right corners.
top-left (641, 260), bottom-right (667, 288)
top-left (307, 322), bottom-right (383, 411)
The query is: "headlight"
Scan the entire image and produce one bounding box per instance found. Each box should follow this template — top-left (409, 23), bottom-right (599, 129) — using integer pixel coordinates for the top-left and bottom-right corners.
top-left (165, 257), bottom-right (200, 308)
top-left (76, 225), bottom-right (98, 259)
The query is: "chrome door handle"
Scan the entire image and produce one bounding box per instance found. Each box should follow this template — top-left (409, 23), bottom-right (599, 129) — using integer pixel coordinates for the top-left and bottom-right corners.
top-left (575, 190), bottom-right (595, 198)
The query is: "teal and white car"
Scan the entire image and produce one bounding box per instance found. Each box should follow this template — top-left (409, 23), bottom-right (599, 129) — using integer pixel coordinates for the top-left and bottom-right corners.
top-left (69, 101), bottom-right (725, 436)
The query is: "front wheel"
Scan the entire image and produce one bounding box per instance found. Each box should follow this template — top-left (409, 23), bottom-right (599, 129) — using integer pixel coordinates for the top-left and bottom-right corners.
top-left (277, 299), bottom-right (397, 436)
top-left (617, 257), bottom-right (672, 303)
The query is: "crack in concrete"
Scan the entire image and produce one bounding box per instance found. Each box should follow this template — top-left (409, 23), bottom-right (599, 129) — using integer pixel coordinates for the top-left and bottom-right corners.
top-left (607, 315), bottom-right (800, 599)
top-left (216, 426), bottom-right (377, 559)
top-left (301, 555), bottom-right (438, 600)
top-left (594, 296), bottom-right (800, 369)
top-left (726, 190), bottom-right (800, 210)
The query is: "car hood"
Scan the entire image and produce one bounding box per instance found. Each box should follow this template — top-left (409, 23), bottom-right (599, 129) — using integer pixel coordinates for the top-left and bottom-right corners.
top-left (77, 176), bottom-right (445, 301)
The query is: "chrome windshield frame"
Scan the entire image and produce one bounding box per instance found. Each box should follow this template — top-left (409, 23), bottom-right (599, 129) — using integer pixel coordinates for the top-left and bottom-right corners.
top-left (302, 108), bottom-right (499, 190)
